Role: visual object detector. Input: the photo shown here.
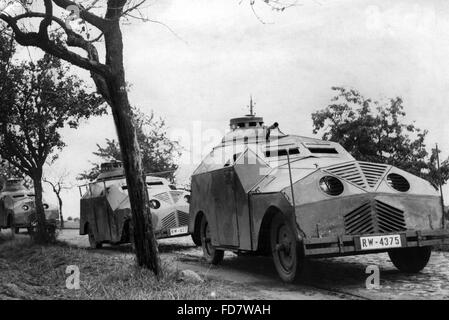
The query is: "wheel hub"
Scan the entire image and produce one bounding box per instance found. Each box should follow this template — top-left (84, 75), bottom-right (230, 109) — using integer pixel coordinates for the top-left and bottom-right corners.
top-left (276, 225), bottom-right (294, 271)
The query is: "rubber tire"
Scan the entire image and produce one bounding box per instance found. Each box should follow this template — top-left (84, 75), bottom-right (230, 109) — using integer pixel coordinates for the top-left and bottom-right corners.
top-left (191, 231), bottom-right (202, 247)
top-left (388, 246), bottom-right (432, 273)
top-left (200, 215), bottom-right (224, 265)
top-left (270, 214), bottom-right (303, 283)
top-left (88, 226), bottom-right (102, 249)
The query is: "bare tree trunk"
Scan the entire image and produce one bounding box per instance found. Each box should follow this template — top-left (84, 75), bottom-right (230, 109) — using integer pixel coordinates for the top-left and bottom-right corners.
top-left (57, 194), bottom-right (64, 229)
top-left (103, 22), bottom-right (162, 275)
top-left (32, 170), bottom-right (48, 243)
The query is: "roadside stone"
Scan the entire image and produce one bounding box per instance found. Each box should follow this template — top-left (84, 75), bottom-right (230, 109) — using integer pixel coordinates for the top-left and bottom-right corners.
top-left (178, 269), bottom-right (204, 284)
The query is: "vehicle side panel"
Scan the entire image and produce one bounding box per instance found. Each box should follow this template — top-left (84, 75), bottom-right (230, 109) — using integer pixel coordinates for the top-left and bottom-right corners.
top-left (189, 173), bottom-right (219, 246)
top-left (232, 171), bottom-right (252, 250)
top-left (233, 149), bottom-right (270, 250)
top-left (249, 192), bottom-right (296, 251)
top-left (80, 197), bottom-right (127, 243)
top-left (190, 169), bottom-right (240, 247)
top-left (210, 168), bottom-right (239, 247)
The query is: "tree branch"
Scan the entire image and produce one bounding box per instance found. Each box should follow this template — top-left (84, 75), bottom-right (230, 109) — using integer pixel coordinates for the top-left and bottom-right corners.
top-left (39, 0), bottom-right (53, 40)
top-left (0, 11), bottom-right (112, 76)
top-left (51, 0), bottom-right (107, 31)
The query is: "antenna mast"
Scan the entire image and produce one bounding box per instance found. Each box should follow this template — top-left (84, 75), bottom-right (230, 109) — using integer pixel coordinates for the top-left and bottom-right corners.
top-left (248, 95), bottom-right (255, 116)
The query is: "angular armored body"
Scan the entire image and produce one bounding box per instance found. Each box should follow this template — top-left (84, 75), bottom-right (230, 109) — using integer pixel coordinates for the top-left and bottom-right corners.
top-left (0, 178), bottom-right (59, 233)
top-left (189, 112), bottom-right (449, 282)
top-left (79, 162), bottom-right (190, 248)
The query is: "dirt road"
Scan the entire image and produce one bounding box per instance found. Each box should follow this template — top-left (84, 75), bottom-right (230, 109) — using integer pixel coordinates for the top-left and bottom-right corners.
top-left (59, 229), bottom-right (449, 300)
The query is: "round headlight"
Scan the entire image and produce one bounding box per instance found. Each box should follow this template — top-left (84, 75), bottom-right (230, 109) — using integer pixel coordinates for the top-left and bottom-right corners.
top-left (149, 199), bottom-right (161, 210)
top-left (22, 204), bottom-right (29, 211)
top-left (43, 204), bottom-right (49, 209)
top-left (386, 173), bottom-right (410, 192)
top-left (319, 176), bottom-right (344, 196)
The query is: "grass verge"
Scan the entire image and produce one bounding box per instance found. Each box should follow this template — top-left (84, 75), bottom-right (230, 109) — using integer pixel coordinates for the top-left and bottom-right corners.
top-left (0, 232), bottom-right (238, 300)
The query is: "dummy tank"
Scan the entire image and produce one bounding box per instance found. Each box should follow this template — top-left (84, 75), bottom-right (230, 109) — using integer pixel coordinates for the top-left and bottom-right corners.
top-left (0, 178), bottom-right (59, 233)
top-left (189, 109), bottom-right (449, 282)
top-left (79, 162), bottom-right (191, 248)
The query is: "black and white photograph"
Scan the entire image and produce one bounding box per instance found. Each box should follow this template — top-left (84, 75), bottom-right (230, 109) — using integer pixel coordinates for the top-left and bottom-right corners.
top-left (0, 0), bottom-right (448, 306)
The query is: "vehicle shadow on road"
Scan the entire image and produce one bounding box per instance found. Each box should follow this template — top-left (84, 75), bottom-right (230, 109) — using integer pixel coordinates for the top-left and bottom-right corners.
top-left (158, 242), bottom-right (198, 253)
top-left (210, 254), bottom-right (401, 288)
top-left (83, 242), bottom-right (198, 255)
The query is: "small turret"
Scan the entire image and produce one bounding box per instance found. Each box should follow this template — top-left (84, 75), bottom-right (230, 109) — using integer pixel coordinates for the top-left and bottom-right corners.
top-left (97, 161), bottom-right (125, 181)
top-left (3, 178), bottom-right (27, 192)
top-left (229, 96), bottom-right (264, 130)
top-left (224, 97), bottom-right (286, 144)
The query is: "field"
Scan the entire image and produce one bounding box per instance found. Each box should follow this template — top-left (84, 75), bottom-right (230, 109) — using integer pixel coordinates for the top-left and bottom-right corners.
top-left (62, 220), bottom-right (80, 229)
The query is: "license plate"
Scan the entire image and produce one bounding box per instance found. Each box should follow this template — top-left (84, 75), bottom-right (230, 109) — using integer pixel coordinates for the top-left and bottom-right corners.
top-left (360, 234), bottom-right (402, 250)
top-left (169, 226), bottom-right (188, 236)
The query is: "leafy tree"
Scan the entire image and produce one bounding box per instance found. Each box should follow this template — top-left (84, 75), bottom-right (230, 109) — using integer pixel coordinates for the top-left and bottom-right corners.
top-left (0, 0), bottom-right (291, 275)
top-left (0, 34), bottom-right (21, 189)
top-left (427, 147), bottom-right (449, 189)
top-left (0, 53), bottom-right (104, 243)
top-left (312, 86), bottom-right (449, 187)
top-left (78, 109), bottom-right (181, 182)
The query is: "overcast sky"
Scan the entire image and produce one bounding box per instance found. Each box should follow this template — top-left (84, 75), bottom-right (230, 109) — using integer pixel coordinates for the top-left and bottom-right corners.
top-left (27, 0), bottom-right (449, 217)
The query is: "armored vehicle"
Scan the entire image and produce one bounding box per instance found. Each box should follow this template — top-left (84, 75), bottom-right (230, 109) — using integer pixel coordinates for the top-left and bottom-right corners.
top-left (189, 111), bottom-right (449, 282)
top-left (0, 178), bottom-right (59, 233)
top-left (79, 162), bottom-right (191, 248)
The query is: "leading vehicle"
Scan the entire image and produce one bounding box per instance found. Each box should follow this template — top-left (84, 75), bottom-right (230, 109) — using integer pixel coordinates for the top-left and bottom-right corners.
top-left (189, 110), bottom-right (449, 282)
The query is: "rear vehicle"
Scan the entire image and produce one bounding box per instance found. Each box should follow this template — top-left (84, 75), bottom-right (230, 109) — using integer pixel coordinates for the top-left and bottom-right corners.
top-left (189, 112), bottom-right (449, 282)
top-left (79, 162), bottom-right (190, 248)
top-left (0, 178), bottom-right (59, 233)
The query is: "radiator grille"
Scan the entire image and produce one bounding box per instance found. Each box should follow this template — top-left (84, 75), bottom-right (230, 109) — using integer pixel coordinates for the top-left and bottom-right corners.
top-left (324, 161), bottom-right (390, 190)
top-left (325, 162), bottom-right (367, 188)
top-left (344, 200), bottom-right (407, 235)
top-left (154, 192), bottom-right (172, 204)
top-left (359, 162), bottom-right (389, 188)
top-left (177, 210), bottom-right (190, 226)
top-left (344, 202), bottom-right (374, 235)
top-left (161, 211), bottom-right (177, 230)
top-left (375, 200), bottom-right (407, 232)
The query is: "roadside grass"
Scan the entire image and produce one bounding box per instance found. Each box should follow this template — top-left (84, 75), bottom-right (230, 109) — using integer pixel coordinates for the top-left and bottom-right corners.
top-left (0, 232), bottom-right (238, 300)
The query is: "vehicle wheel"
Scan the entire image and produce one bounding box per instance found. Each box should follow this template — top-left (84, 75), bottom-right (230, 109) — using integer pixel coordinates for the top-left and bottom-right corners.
top-left (88, 226), bottom-right (102, 249)
top-left (14, 227), bottom-right (20, 234)
top-left (200, 215), bottom-right (224, 264)
top-left (191, 233), bottom-right (201, 247)
top-left (270, 213), bottom-right (303, 283)
top-left (388, 246), bottom-right (432, 273)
